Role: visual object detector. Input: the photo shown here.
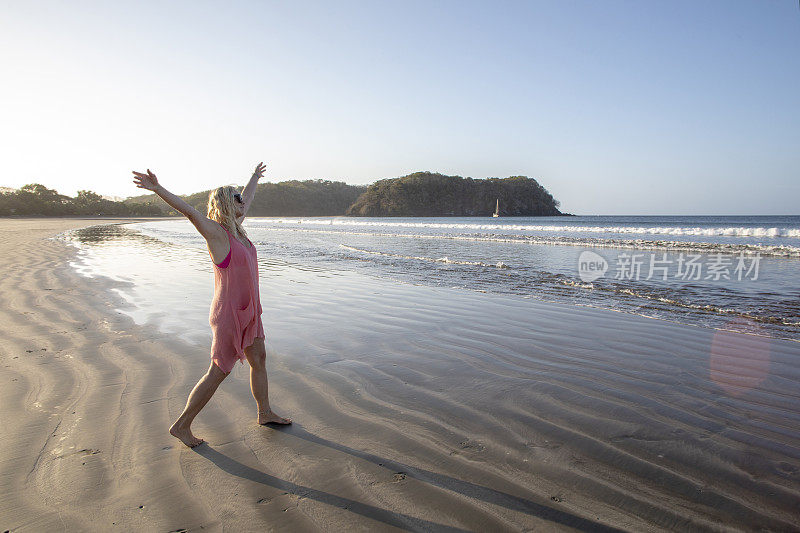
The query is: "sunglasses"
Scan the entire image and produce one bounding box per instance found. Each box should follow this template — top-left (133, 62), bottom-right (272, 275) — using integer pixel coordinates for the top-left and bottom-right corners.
top-left (233, 193), bottom-right (244, 204)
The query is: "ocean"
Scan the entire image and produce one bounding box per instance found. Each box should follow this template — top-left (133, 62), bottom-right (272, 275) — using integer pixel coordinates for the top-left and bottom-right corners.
top-left (59, 215), bottom-right (800, 343)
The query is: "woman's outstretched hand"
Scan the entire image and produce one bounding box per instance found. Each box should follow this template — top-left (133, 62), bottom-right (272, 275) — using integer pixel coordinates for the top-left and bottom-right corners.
top-left (252, 162), bottom-right (266, 179)
top-left (132, 169), bottom-right (160, 191)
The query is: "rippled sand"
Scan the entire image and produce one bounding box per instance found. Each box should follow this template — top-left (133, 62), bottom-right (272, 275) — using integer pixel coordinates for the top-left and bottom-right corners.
top-left (1, 218), bottom-right (798, 531)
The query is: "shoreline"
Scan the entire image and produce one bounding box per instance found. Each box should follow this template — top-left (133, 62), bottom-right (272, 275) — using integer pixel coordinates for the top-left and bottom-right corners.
top-left (1, 217), bottom-right (799, 531)
top-left (97, 218), bottom-right (800, 344)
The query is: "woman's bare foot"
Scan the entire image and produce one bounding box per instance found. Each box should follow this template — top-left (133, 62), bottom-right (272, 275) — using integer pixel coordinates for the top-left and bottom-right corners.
top-left (169, 421), bottom-right (205, 448)
top-left (258, 409), bottom-right (292, 425)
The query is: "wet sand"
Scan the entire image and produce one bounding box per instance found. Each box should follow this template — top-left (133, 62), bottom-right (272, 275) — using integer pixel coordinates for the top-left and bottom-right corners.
top-left (1, 217), bottom-right (799, 532)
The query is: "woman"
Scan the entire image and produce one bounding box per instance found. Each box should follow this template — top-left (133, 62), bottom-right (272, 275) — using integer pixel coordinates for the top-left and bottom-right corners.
top-left (132, 162), bottom-right (291, 449)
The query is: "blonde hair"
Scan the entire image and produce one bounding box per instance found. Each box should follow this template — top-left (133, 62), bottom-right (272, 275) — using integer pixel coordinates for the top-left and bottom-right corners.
top-left (207, 186), bottom-right (247, 240)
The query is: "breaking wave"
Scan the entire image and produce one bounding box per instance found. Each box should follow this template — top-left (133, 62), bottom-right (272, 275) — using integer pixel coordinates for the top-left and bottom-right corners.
top-left (264, 218), bottom-right (800, 239)
top-left (275, 227), bottom-right (800, 257)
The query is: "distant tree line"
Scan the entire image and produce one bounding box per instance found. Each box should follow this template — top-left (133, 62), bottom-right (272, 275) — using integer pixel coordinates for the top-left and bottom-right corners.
top-left (345, 172), bottom-right (563, 216)
top-left (0, 172), bottom-right (565, 217)
top-left (179, 179), bottom-right (368, 216)
top-left (0, 184), bottom-right (165, 216)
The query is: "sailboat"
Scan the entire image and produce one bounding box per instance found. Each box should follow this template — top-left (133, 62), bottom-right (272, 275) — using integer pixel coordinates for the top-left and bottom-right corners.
top-left (492, 198), bottom-right (500, 217)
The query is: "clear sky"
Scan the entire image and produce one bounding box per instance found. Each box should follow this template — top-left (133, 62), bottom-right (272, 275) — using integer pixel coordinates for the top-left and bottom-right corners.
top-left (1, 0), bottom-right (798, 215)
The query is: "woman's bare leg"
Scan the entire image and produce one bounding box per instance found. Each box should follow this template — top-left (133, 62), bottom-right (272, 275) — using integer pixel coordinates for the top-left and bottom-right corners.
top-left (169, 361), bottom-right (230, 447)
top-left (244, 337), bottom-right (292, 425)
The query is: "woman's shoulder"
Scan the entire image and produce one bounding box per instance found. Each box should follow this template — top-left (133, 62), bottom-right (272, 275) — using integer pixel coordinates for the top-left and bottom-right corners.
top-left (209, 220), bottom-right (231, 235)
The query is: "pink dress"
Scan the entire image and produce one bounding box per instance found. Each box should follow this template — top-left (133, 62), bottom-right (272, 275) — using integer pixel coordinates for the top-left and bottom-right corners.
top-left (209, 226), bottom-right (264, 373)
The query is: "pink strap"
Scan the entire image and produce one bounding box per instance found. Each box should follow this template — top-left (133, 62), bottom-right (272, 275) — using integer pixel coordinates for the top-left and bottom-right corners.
top-left (215, 248), bottom-right (231, 268)
top-left (215, 225), bottom-right (232, 268)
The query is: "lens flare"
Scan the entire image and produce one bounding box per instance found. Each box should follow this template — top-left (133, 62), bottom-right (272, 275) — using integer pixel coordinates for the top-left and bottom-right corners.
top-left (709, 318), bottom-right (771, 397)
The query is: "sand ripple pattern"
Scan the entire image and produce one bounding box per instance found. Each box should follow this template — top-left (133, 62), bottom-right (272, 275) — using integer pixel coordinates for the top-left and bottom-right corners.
top-left (5, 219), bottom-right (799, 531)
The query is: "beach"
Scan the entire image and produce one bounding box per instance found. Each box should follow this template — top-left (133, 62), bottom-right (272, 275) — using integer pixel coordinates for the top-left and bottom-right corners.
top-left (1, 217), bottom-right (799, 532)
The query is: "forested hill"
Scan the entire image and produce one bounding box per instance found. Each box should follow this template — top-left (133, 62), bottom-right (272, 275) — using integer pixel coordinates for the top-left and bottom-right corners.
top-left (1, 173), bottom-right (564, 217)
top-left (345, 172), bottom-right (563, 217)
top-left (177, 179), bottom-right (367, 217)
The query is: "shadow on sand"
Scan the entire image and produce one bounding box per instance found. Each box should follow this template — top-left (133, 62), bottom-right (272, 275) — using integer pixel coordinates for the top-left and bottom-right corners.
top-left (194, 424), bottom-right (623, 532)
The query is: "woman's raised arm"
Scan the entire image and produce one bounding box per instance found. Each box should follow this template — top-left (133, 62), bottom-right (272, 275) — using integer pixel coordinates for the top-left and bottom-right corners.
top-left (236, 162), bottom-right (265, 223)
top-left (132, 169), bottom-right (223, 241)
